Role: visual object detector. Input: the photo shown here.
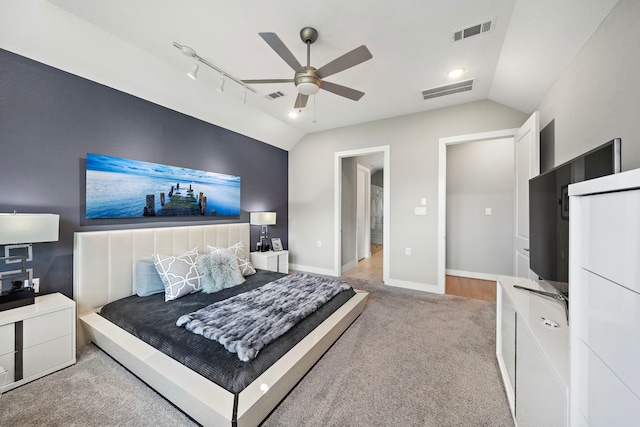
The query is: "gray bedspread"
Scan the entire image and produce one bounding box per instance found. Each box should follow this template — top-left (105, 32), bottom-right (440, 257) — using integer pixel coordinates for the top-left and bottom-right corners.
top-left (177, 273), bottom-right (351, 361)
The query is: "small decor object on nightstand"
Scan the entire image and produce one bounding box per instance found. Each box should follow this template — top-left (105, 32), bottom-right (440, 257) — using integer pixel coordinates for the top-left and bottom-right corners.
top-left (271, 238), bottom-right (283, 252)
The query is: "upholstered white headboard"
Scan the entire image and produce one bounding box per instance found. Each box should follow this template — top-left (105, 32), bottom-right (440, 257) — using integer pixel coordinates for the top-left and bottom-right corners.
top-left (73, 223), bottom-right (250, 316)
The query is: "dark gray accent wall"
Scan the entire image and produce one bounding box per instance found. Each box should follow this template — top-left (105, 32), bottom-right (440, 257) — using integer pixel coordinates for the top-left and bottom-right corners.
top-left (0, 49), bottom-right (288, 298)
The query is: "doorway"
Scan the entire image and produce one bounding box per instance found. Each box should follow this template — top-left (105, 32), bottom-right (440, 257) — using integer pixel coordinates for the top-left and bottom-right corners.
top-left (437, 129), bottom-right (519, 294)
top-left (437, 112), bottom-right (539, 294)
top-left (334, 146), bottom-right (390, 283)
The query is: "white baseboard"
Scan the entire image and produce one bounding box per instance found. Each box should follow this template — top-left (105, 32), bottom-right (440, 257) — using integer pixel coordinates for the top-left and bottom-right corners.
top-left (289, 263), bottom-right (337, 277)
top-left (445, 269), bottom-right (498, 282)
top-left (341, 260), bottom-right (358, 273)
top-left (384, 278), bottom-right (443, 294)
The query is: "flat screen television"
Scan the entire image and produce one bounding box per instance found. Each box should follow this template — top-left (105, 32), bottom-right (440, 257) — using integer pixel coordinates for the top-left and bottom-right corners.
top-left (526, 138), bottom-right (621, 317)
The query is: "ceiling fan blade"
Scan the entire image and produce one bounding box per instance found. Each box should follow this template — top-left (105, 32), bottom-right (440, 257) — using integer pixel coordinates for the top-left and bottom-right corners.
top-left (320, 81), bottom-right (365, 101)
top-left (241, 79), bottom-right (294, 84)
top-left (315, 45), bottom-right (372, 79)
top-left (259, 32), bottom-right (303, 72)
top-left (294, 93), bottom-right (309, 109)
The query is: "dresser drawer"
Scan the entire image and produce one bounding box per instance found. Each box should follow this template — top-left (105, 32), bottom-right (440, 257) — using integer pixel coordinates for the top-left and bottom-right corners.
top-left (574, 341), bottom-right (640, 425)
top-left (23, 307), bottom-right (73, 348)
top-left (0, 323), bottom-right (14, 356)
top-left (574, 269), bottom-right (640, 397)
top-left (580, 190), bottom-right (640, 293)
top-left (22, 334), bottom-right (74, 379)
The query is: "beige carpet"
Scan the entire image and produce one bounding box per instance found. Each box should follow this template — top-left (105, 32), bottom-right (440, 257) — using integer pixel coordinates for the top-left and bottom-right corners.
top-left (0, 277), bottom-right (513, 426)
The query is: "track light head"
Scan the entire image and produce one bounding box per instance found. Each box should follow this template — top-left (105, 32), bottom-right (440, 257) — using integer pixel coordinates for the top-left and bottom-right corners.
top-left (187, 60), bottom-right (199, 80)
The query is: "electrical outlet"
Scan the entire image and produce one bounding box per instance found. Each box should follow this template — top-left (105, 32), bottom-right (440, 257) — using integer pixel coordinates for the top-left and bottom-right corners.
top-left (405, 248), bottom-right (412, 256)
top-left (32, 278), bottom-right (40, 293)
top-left (485, 208), bottom-right (492, 216)
top-left (414, 207), bottom-right (427, 215)
top-left (317, 240), bottom-right (322, 247)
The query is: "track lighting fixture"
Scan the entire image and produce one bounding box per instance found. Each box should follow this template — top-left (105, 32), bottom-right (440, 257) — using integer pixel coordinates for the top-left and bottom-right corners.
top-left (187, 59), bottom-right (199, 80)
top-left (173, 41), bottom-right (256, 101)
top-left (217, 73), bottom-right (225, 93)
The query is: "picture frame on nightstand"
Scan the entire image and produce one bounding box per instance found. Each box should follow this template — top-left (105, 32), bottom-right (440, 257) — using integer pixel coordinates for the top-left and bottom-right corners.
top-left (271, 238), bottom-right (283, 251)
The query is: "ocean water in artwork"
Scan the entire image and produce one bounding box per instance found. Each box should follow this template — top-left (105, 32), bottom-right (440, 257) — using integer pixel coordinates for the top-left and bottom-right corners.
top-left (86, 154), bottom-right (241, 219)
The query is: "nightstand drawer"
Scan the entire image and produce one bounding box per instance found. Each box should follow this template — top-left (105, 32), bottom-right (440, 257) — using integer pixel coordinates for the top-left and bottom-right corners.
top-left (0, 323), bottom-right (14, 355)
top-left (23, 307), bottom-right (73, 348)
top-left (23, 333), bottom-right (74, 379)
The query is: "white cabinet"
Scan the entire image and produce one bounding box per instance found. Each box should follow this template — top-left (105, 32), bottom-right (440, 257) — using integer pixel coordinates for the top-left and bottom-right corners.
top-left (0, 293), bottom-right (76, 393)
top-left (568, 169), bottom-right (640, 426)
top-left (250, 250), bottom-right (289, 273)
top-left (497, 276), bottom-right (569, 427)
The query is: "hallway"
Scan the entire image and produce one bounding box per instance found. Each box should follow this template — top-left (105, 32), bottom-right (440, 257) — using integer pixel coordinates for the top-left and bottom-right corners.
top-left (342, 246), bottom-right (496, 302)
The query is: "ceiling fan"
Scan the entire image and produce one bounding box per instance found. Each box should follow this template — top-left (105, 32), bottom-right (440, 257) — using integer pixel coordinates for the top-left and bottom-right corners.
top-left (242, 27), bottom-right (373, 109)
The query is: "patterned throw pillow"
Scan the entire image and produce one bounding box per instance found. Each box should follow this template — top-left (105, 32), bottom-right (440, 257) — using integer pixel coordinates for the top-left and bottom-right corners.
top-left (206, 242), bottom-right (256, 276)
top-left (153, 249), bottom-right (201, 302)
top-left (197, 251), bottom-right (245, 293)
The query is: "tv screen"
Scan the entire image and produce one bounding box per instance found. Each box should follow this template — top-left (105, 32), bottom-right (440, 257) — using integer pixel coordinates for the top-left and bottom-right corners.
top-left (529, 138), bottom-right (621, 297)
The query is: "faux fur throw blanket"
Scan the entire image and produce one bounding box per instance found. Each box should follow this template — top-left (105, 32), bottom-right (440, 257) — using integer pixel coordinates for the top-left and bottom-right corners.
top-left (176, 273), bottom-right (352, 362)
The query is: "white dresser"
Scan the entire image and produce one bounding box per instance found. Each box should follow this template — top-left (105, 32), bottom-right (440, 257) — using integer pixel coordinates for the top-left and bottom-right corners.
top-left (497, 275), bottom-right (569, 427)
top-left (568, 168), bottom-right (640, 425)
top-left (0, 292), bottom-right (76, 393)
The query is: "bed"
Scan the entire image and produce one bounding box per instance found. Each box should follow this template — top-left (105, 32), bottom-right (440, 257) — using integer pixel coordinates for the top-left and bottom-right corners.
top-left (73, 223), bottom-right (368, 427)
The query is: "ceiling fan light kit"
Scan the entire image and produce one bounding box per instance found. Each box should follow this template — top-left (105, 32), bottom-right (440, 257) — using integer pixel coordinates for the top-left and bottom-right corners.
top-left (242, 27), bottom-right (372, 109)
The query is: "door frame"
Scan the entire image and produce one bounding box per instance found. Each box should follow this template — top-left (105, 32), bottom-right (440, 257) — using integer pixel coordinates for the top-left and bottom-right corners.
top-left (356, 163), bottom-right (372, 261)
top-left (437, 129), bottom-right (518, 294)
top-left (334, 145), bottom-right (390, 282)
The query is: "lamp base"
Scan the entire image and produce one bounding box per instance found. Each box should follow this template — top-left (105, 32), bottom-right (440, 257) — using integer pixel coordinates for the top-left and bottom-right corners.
top-left (0, 288), bottom-right (35, 312)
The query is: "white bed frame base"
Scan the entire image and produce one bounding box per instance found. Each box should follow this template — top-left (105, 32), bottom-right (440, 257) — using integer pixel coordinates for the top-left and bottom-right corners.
top-left (73, 223), bottom-right (368, 427)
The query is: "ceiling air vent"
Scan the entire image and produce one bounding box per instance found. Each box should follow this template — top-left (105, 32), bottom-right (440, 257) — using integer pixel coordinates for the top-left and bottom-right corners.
top-left (452, 18), bottom-right (495, 42)
top-left (421, 79), bottom-right (475, 100)
top-left (265, 91), bottom-right (286, 100)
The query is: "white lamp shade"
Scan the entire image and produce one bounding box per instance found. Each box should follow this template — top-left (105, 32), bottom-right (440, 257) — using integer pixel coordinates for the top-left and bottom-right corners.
top-left (250, 212), bottom-right (276, 226)
top-left (0, 213), bottom-right (60, 245)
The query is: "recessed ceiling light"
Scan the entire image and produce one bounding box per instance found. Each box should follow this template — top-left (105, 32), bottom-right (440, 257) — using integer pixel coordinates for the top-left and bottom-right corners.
top-left (288, 111), bottom-right (298, 119)
top-left (447, 68), bottom-right (465, 79)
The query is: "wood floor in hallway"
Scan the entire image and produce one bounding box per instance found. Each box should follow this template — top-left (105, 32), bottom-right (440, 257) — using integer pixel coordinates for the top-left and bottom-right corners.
top-left (342, 248), bottom-right (383, 282)
top-left (342, 246), bottom-right (496, 302)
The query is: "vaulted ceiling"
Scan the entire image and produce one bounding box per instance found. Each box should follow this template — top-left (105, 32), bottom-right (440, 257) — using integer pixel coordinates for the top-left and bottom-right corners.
top-left (13, 0), bottom-right (621, 149)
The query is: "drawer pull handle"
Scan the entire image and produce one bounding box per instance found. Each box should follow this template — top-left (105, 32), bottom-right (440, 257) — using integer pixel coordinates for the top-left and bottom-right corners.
top-left (541, 317), bottom-right (559, 329)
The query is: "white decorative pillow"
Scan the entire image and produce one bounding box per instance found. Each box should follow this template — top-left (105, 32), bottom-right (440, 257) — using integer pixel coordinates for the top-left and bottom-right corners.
top-left (153, 249), bottom-right (201, 302)
top-left (197, 251), bottom-right (245, 293)
top-left (206, 242), bottom-right (256, 276)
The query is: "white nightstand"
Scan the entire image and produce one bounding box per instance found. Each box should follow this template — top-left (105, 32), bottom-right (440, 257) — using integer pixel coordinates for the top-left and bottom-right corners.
top-left (250, 250), bottom-right (289, 273)
top-left (0, 292), bottom-right (76, 393)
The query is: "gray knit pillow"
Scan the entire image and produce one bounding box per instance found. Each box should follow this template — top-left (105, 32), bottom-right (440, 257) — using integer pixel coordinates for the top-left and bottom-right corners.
top-left (197, 251), bottom-right (245, 293)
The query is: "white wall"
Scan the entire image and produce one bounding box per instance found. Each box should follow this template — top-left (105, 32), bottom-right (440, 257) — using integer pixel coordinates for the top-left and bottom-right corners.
top-left (536, 0), bottom-right (640, 171)
top-left (446, 138), bottom-right (514, 277)
top-left (289, 100), bottom-right (527, 288)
